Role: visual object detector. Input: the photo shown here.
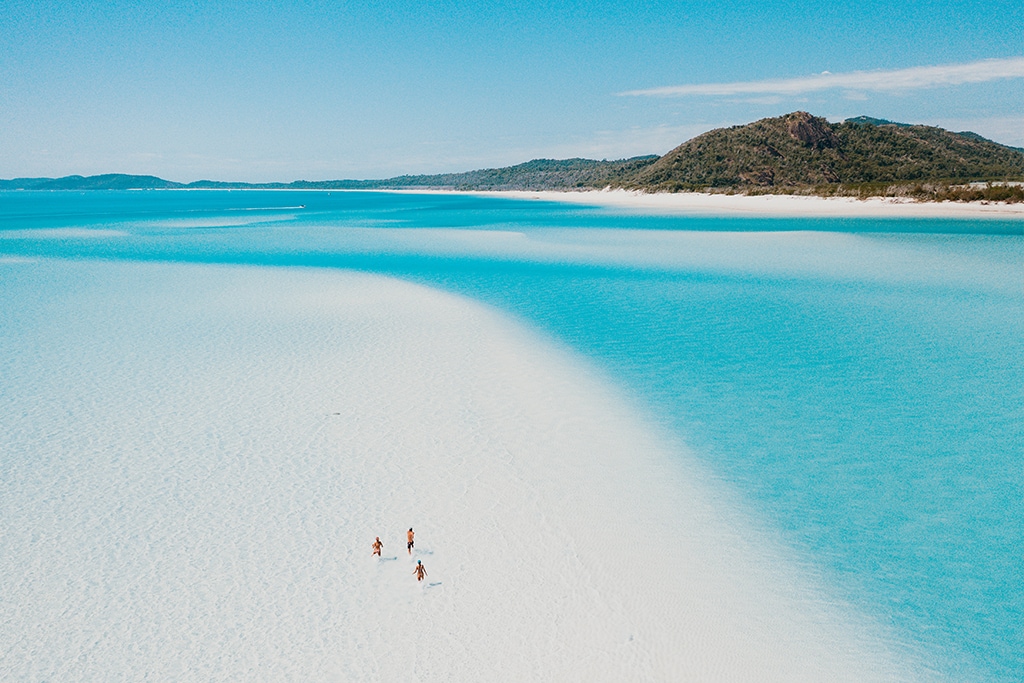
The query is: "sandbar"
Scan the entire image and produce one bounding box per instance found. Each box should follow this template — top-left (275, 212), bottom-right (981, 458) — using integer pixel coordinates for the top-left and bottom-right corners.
top-left (0, 260), bottom-right (930, 681)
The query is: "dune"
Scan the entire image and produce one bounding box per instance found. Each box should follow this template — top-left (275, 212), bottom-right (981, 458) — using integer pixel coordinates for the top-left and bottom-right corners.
top-left (0, 259), bottom-right (927, 681)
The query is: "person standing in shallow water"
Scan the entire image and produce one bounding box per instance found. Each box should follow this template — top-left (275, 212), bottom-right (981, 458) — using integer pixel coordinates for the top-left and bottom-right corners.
top-left (372, 537), bottom-right (383, 557)
top-left (414, 560), bottom-right (427, 582)
top-left (407, 528), bottom-right (415, 554)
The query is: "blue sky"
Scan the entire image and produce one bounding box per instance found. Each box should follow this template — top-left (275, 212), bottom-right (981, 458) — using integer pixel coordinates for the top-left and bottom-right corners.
top-left (2, 0), bottom-right (1022, 181)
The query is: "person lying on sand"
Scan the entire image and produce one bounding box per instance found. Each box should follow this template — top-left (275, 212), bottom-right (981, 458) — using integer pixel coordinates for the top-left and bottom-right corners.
top-left (414, 560), bottom-right (427, 582)
top-left (407, 528), bottom-right (415, 554)
top-left (372, 537), bottom-right (383, 556)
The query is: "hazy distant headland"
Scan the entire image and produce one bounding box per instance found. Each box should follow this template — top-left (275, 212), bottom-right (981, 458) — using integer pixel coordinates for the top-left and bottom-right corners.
top-left (5, 112), bottom-right (1023, 202)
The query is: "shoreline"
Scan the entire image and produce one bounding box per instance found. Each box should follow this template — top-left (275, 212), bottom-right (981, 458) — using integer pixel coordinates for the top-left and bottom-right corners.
top-left (2, 259), bottom-right (924, 681)
top-left (464, 188), bottom-right (1024, 219)
top-left (6, 186), bottom-right (1024, 219)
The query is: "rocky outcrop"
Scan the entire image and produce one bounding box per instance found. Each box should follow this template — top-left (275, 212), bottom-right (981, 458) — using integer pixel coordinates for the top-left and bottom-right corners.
top-left (785, 111), bottom-right (840, 150)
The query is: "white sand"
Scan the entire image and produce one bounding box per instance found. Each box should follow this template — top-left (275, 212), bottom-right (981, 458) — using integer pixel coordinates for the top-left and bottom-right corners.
top-left (466, 188), bottom-right (1024, 218)
top-left (0, 260), bottom-right (930, 681)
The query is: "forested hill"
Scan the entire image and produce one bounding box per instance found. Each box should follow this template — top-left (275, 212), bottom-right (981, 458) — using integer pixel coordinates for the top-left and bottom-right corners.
top-left (0, 174), bottom-right (182, 190)
top-left (624, 111), bottom-right (1024, 192)
top-left (0, 157), bottom-right (658, 192)
top-left (330, 156), bottom-right (660, 191)
top-left (3, 112), bottom-right (1022, 199)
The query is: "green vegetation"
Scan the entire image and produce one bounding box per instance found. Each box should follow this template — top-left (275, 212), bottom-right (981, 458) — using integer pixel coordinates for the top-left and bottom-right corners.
top-left (351, 157), bottom-right (659, 191)
top-left (619, 112), bottom-right (1024, 197)
top-left (801, 181), bottom-right (1024, 202)
top-left (0, 174), bottom-right (180, 190)
top-left (0, 158), bottom-right (658, 192)
top-left (4, 113), bottom-right (1022, 201)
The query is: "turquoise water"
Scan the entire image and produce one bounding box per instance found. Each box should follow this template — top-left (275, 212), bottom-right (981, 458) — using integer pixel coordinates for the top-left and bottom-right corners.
top-left (2, 190), bottom-right (1022, 680)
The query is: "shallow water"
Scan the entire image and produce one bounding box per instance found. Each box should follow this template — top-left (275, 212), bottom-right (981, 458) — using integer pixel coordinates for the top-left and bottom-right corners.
top-left (2, 190), bottom-right (1022, 680)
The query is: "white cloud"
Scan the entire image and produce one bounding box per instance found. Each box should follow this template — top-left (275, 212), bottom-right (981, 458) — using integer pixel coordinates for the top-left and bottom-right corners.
top-left (621, 57), bottom-right (1024, 97)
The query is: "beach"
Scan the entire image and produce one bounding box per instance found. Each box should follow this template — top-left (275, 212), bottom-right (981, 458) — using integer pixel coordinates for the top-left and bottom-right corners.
top-left (0, 259), bottom-right (925, 681)
top-left (4, 189), bottom-right (1021, 681)
top-left (7, 0), bottom-right (1024, 677)
top-left (470, 188), bottom-right (1024, 219)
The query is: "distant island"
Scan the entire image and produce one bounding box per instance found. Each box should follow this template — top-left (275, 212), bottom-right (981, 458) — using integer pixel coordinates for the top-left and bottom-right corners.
top-left (4, 112), bottom-right (1022, 202)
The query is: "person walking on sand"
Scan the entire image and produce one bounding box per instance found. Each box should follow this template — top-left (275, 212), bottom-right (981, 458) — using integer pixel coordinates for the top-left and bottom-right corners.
top-left (407, 528), bottom-right (415, 554)
top-left (372, 536), bottom-right (383, 557)
top-left (414, 559), bottom-right (427, 582)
